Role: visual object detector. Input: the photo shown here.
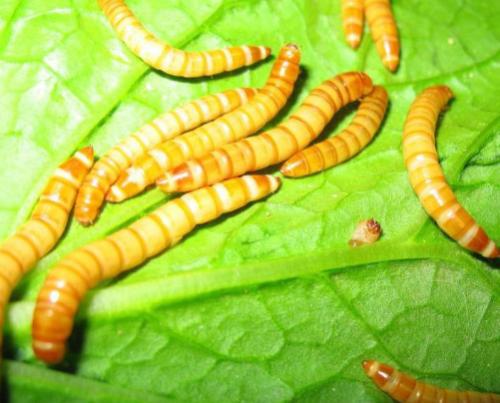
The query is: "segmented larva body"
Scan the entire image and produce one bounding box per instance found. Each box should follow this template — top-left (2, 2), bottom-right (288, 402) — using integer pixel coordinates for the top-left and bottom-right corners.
top-left (0, 147), bottom-right (93, 334)
top-left (157, 72), bottom-right (373, 193)
top-left (403, 86), bottom-right (498, 258)
top-left (99, 0), bottom-right (270, 77)
top-left (75, 88), bottom-right (257, 225)
top-left (363, 360), bottom-right (500, 402)
top-left (32, 175), bottom-right (280, 364)
top-left (342, 0), bottom-right (364, 48)
top-left (364, 0), bottom-right (400, 71)
top-left (108, 44), bottom-right (301, 202)
top-left (281, 86), bottom-right (387, 177)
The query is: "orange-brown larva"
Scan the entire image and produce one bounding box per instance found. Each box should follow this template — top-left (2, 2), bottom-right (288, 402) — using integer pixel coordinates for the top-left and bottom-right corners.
top-left (157, 72), bottom-right (374, 193)
top-left (349, 218), bottom-right (381, 247)
top-left (32, 175), bottom-right (280, 364)
top-left (342, 0), bottom-right (364, 48)
top-left (74, 88), bottom-right (258, 226)
top-left (107, 44), bottom-right (301, 202)
top-left (0, 147), bottom-right (93, 347)
top-left (403, 86), bottom-right (498, 258)
top-left (281, 85), bottom-right (388, 177)
top-left (363, 360), bottom-right (500, 402)
top-left (99, 0), bottom-right (271, 77)
top-left (364, 0), bottom-right (400, 71)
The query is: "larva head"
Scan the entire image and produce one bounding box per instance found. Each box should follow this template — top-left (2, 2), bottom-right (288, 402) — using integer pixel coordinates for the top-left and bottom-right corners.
top-left (426, 85), bottom-right (454, 104)
top-left (278, 43), bottom-right (301, 65)
top-left (362, 360), bottom-right (395, 388)
top-left (369, 86), bottom-right (389, 102)
top-left (33, 339), bottom-right (66, 365)
top-left (357, 72), bottom-right (374, 96)
top-left (241, 175), bottom-right (281, 201)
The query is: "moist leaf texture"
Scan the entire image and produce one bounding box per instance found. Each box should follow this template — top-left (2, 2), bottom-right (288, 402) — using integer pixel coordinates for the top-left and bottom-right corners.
top-left (1, 0), bottom-right (499, 401)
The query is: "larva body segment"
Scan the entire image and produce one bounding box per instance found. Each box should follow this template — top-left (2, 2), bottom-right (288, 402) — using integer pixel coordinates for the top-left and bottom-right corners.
top-left (74, 88), bottom-right (258, 225)
top-left (363, 360), bottom-right (500, 402)
top-left (99, 0), bottom-right (271, 77)
top-left (108, 44), bottom-right (301, 201)
top-left (0, 147), bottom-right (93, 336)
top-left (157, 72), bottom-right (373, 193)
top-left (342, 0), bottom-right (364, 48)
top-left (403, 86), bottom-right (498, 258)
top-left (364, 0), bottom-right (400, 71)
top-left (32, 175), bottom-right (280, 364)
top-left (281, 85), bottom-right (388, 177)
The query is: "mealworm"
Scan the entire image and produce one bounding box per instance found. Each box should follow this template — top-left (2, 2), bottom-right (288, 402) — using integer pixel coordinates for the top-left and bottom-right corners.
top-left (99, 0), bottom-right (271, 77)
top-left (403, 86), bottom-right (498, 258)
top-left (32, 175), bottom-right (280, 364)
top-left (107, 44), bottom-right (301, 202)
top-left (0, 147), bottom-right (93, 339)
top-left (280, 86), bottom-right (387, 177)
top-left (157, 72), bottom-right (373, 193)
top-left (363, 360), bottom-right (500, 402)
top-left (342, 0), bottom-right (364, 48)
top-left (74, 88), bottom-right (258, 226)
top-left (349, 218), bottom-right (381, 247)
top-left (364, 0), bottom-right (400, 71)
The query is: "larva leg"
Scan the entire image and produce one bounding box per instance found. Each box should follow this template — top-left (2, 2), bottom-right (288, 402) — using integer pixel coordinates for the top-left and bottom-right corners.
top-left (403, 86), bottom-right (498, 258)
top-left (157, 72), bottom-right (374, 193)
top-left (74, 88), bottom-right (258, 226)
top-left (107, 44), bottom-right (301, 202)
top-left (0, 147), bottom-right (93, 349)
top-left (281, 85), bottom-right (388, 177)
top-left (364, 0), bottom-right (400, 71)
top-left (363, 360), bottom-right (500, 402)
top-left (99, 0), bottom-right (270, 77)
top-left (342, 0), bottom-right (364, 48)
top-left (32, 175), bottom-right (280, 364)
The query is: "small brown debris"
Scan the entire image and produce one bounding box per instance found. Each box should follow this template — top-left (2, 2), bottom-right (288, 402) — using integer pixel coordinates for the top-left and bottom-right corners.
top-left (349, 219), bottom-right (382, 247)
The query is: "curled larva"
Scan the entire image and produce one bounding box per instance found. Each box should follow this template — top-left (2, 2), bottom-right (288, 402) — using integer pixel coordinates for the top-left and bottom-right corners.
top-left (403, 85), bottom-right (498, 258)
top-left (364, 0), bottom-right (400, 71)
top-left (32, 175), bottom-right (280, 364)
top-left (157, 72), bottom-right (373, 193)
top-left (363, 360), bottom-right (500, 402)
top-left (74, 88), bottom-right (257, 226)
top-left (342, 0), bottom-right (364, 48)
top-left (0, 147), bottom-right (93, 347)
top-left (108, 44), bottom-right (301, 202)
top-left (99, 0), bottom-right (270, 77)
top-left (349, 219), bottom-right (381, 247)
top-left (281, 85), bottom-right (388, 177)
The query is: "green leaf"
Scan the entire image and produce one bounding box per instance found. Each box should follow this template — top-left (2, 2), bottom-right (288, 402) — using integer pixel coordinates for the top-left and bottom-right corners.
top-left (1, 0), bottom-right (499, 401)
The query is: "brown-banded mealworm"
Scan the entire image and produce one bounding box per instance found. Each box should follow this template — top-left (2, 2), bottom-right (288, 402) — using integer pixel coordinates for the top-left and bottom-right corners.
top-left (363, 360), bottom-right (500, 402)
top-left (32, 175), bottom-right (280, 364)
top-left (99, 0), bottom-right (271, 77)
top-left (403, 85), bottom-right (498, 258)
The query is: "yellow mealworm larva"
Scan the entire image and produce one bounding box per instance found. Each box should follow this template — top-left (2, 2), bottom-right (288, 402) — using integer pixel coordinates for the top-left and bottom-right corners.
top-left (349, 219), bottom-right (382, 247)
top-left (403, 85), bottom-right (498, 258)
top-left (99, 0), bottom-right (271, 77)
top-left (32, 175), bottom-right (280, 364)
top-left (363, 360), bottom-right (500, 402)
top-left (364, 0), bottom-right (400, 71)
top-left (157, 72), bottom-right (373, 193)
top-left (107, 44), bottom-right (301, 202)
top-left (342, 0), bottom-right (364, 48)
top-left (0, 147), bottom-right (93, 345)
top-left (281, 86), bottom-right (388, 177)
top-left (74, 88), bottom-right (258, 226)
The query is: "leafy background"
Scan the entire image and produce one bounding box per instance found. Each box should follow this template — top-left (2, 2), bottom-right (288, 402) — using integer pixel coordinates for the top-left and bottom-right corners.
top-left (0, 0), bottom-right (499, 401)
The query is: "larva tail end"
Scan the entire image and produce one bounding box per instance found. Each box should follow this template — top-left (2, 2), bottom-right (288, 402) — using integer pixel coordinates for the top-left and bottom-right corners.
top-left (362, 360), bottom-right (375, 373)
top-left (74, 206), bottom-right (96, 227)
top-left (357, 72), bottom-right (374, 96)
top-left (33, 339), bottom-right (66, 364)
top-left (383, 58), bottom-right (399, 72)
top-left (280, 44), bottom-right (301, 64)
top-left (79, 146), bottom-right (94, 162)
top-left (346, 34), bottom-right (361, 49)
top-left (481, 241), bottom-right (499, 259)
